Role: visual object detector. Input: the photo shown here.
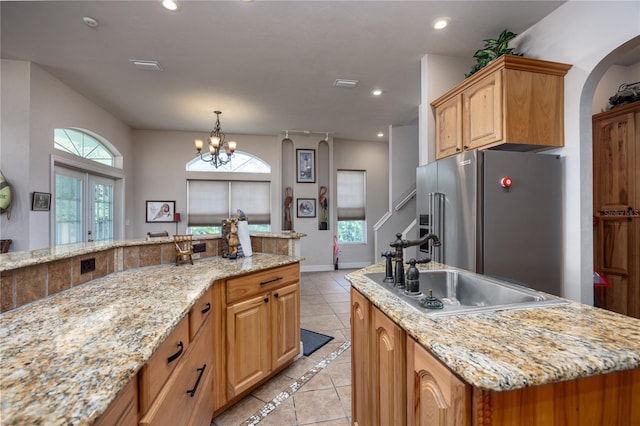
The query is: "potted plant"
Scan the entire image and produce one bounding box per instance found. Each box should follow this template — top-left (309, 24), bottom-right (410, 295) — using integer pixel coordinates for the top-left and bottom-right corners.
top-left (465, 29), bottom-right (523, 78)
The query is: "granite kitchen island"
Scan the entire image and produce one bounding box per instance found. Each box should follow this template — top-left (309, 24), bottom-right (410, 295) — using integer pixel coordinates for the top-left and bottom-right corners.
top-left (347, 262), bottom-right (640, 425)
top-left (1, 245), bottom-right (303, 425)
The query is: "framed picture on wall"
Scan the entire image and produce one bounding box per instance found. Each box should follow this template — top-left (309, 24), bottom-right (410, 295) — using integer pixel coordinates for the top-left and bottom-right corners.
top-left (296, 149), bottom-right (316, 183)
top-left (31, 192), bottom-right (51, 211)
top-left (297, 198), bottom-right (316, 218)
top-left (146, 200), bottom-right (176, 223)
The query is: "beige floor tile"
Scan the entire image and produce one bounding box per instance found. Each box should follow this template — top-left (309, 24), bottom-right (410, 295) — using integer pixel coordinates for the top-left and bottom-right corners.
top-left (298, 370), bottom-right (334, 392)
top-left (281, 356), bottom-right (317, 380)
top-left (301, 419), bottom-right (350, 426)
top-left (301, 314), bottom-right (344, 332)
top-left (306, 341), bottom-right (343, 363)
top-left (322, 292), bottom-right (351, 303)
top-left (329, 301), bottom-right (351, 314)
top-left (326, 360), bottom-right (351, 387)
top-left (335, 385), bottom-right (352, 416)
top-left (336, 312), bottom-right (351, 329)
top-left (300, 294), bottom-right (329, 305)
top-left (212, 395), bottom-right (264, 426)
top-left (258, 397), bottom-right (298, 426)
top-left (251, 371), bottom-right (295, 402)
top-left (300, 302), bottom-right (334, 316)
top-left (293, 388), bottom-right (346, 424)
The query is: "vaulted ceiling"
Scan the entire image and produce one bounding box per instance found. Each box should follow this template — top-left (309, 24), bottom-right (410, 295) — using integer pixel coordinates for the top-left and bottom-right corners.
top-left (1, 1), bottom-right (574, 141)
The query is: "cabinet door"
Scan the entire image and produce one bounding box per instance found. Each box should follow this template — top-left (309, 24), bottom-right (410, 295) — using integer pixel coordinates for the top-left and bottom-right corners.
top-left (372, 307), bottom-right (406, 426)
top-left (271, 282), bottom-right (300, 369)
top-left (226, 293), bottom-right (271, 397)
top-left (407, 338), bottom-right (469, 426)
top-left (463, 70), bottom-right (503, 150)
top-left (593, 107), bottom-right (640, 318)
top-left (350, 288), bottom-right (371, 426)
top-left (435, 95), bottom-right (463, 159)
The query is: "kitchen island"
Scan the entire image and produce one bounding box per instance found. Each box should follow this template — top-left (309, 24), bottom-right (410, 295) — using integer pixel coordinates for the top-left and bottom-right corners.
top-left (347, 262), bottom-right (640, 425)
top-left (0, 252), bottom-right (302, 425)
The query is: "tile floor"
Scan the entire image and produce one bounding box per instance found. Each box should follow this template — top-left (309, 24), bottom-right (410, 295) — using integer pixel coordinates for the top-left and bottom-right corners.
top-left (212, 269), bottom-right (356, 426)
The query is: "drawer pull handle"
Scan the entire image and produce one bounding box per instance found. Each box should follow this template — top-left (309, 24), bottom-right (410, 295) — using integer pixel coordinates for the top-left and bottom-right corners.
top-left (274, 293), bottom-right (279, 298)
top-left (167, 341), bottom-right (184, 363)
top-left (201, 302), bottom-right (211, 314)
top-left (260, 277), bottom-right (283, 286)
top-left (264, 297), bottom-right (269, 303)
top-left (186, 364), bottom-right (207, 398)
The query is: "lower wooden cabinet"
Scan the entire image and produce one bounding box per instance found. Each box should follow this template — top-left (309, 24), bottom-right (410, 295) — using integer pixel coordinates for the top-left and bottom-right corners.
top-left (352, 287), bottom-right (640, 426)
top-left (139, 289), bottom-right (214, 426)
top-left (94, 376), bottom-right (138, 426)
top-left (218, 263), bottom-right (300, 408)
top-left (407, 337), bottom-right (469, 426)
top-left (98, 262), bottom-right (300, 426)
top-left (350, 287), bottom-right (406, 426)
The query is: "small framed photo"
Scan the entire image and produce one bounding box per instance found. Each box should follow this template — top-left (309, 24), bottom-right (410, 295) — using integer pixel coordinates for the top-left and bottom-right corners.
top-left (296, 149), bottom-right (316, 183)
top-left (31, 192), bottom-right (51, 211)
top-left (297, 198), bottom-right (316, 218)
top-left (146, 200), bottom-right (176, 223)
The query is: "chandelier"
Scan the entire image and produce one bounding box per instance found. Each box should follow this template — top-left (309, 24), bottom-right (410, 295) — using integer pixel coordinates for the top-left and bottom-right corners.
top-left (194, 111), bottom-right (237, 168)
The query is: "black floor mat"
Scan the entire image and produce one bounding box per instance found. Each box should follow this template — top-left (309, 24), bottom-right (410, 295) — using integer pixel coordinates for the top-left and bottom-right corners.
top-left (300, 328), bottom-right (334, 356)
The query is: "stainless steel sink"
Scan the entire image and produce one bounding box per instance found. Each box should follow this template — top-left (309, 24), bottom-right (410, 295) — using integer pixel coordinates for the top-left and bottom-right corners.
top-left (364, 269), bottom-right (567, 317)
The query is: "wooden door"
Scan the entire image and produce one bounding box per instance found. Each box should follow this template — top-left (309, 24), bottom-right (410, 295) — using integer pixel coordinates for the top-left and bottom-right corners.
top-left (407, 338), bottom-right (469, 426)
top-left (350, 288), bottom-right (371, 426)
top-left (371, 307), bottom-right (406, 426)
top-left (271, 282), bottom-right (300, 369)
top-left (435, 95), bottom-right (463, 159)
top-left (593, 103), bottom-right (640, 318)
top-left (226, 293), bottom-right (270, 397)
top-left (463, 70), bottom-right (503, 150)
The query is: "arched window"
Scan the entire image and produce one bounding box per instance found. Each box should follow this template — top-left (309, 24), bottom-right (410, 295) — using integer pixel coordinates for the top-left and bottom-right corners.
top-left (54, 128), bottom-right (115, 167)
top-left (186, 151), bottom-right (272, 234)
top-left (186, 151), bottom-right (271, 173)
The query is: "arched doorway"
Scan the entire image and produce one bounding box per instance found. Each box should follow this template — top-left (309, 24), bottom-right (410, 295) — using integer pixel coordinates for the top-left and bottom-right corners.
top-left (583, 36), bottom-right (640, 318)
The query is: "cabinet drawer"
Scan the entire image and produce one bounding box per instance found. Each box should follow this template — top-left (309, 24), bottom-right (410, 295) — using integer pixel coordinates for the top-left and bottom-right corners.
top-left (138, 316), bottom-right (190, 413)
top-left (226, 263), bottom-right (299, 304)
top-left (139, 317), bottom-right (214, 426)
top-left (189, 287), bottom-right (213, 341)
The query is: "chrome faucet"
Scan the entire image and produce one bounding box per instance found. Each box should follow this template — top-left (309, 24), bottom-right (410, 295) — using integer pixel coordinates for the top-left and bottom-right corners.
top-left (389, 232), bottom-right (441, 287)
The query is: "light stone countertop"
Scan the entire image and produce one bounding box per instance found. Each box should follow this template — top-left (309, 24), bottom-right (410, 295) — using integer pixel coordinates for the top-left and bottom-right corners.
top-left (0, 232), bottom-right (306, 272)
top-left (0, 253), bottom-right (302, 426)
top-left (346, 262), bottom-right (640, 392)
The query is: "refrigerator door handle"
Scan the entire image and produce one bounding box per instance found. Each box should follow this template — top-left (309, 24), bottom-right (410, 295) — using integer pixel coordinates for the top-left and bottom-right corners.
top-left (428, 192), bottom-right (445, 263)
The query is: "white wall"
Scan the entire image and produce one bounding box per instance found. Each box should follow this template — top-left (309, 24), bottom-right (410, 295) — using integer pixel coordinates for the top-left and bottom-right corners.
top-left (1, 60), bottom-right (134, 251)
top-left (510, 0), bottom-right (640, 304)
top-left (419, 54), bottom-right (471, 166)
top-left (0, 60), bottom-right (31, 251)
top-left (334, 138), bottom-right (388, 270)
top-left (592, 62), bottom-right (640, 113)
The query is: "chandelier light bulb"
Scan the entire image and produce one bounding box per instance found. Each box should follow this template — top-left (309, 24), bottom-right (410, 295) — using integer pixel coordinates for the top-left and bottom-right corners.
top-left (194, 139), bottom-right (204, 151)
top-left (228, 141), bottom-right (237, 152)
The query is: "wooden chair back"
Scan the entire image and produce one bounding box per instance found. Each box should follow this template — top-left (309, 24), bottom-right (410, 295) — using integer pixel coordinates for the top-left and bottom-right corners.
top-left (174, 234), bottom-right (194, 265)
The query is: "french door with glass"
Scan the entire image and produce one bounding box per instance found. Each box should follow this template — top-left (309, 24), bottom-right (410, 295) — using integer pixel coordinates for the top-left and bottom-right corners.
top-left (54, 166), bottom-right (114, 245)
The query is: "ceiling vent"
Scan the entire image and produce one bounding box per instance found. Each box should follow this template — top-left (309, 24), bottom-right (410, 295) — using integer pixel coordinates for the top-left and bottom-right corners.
top-left (333, 79), bottom-right (359, 88)
top-left (129, 60), bottom-right (163, 71)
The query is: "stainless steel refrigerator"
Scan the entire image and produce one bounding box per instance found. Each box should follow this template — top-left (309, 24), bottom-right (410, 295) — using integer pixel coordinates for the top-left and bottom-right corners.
top-left (416, 150), bottom-right (562, 296)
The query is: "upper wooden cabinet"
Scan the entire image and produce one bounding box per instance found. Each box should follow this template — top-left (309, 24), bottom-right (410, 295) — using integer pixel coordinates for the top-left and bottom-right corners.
top-left (432, 55), bottom-right (572, 159)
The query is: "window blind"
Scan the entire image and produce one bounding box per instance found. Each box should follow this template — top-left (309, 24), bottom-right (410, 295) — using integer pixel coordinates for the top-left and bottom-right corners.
top-left (337, 170), bottom-right (366, 220)
top-left (187, 180), bottom-right (271, 226)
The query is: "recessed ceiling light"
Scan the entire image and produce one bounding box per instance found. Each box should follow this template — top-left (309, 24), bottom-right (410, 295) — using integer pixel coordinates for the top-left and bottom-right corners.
top-left (377, 132), bottom-right (384, 138)
top-left (82, 16), bottom-right (99, 28)
top-left (334, 79), bottom-right (359, 88)
top-left (433, 18), bottom-right (449, 30)
top-left (161, 0), bottom-right (179, 11)
top-left (129, 60), bottom-right (164, 71)
top-left (371, 89), bottom-right (383, 96)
